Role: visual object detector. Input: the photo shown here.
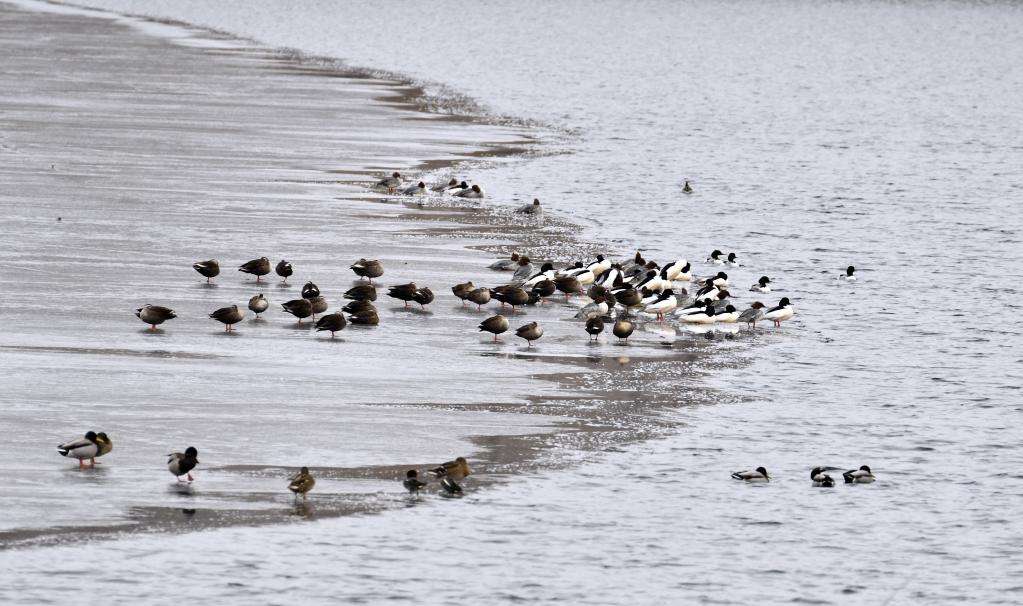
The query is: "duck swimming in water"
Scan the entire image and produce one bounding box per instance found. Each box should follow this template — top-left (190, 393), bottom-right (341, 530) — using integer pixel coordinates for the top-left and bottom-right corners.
top-left (840, 265), bottom-right (857, 281)
top-left (843, 465), bottom-right (876, 484)
top-left (403, 470), bottom-right (428, 495)
top-left (750, 276), bottom-right (771, 293)
top-left (402, 181), bottom-right (428, 196)
top-left (706, 250), bottom-right (725, 265)
top-left (811, 467), bottom-right (838, 487)
top-left (725, 252), bottom-right (740, 267)
top-left (454, 184), bottom-right (484, 199)
top-left (732, 467), bottom-right (769, 483)
top-left (431, 177), bottom-right (460, 192)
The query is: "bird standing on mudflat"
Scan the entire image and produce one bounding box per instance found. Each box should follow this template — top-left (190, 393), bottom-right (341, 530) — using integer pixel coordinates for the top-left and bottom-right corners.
top-left (467, 287), bottom-right (491, 311)
top-left (387, 283), bottom-right (418, 308)
top-left (403, 470), bottom-right (428, 495)
top-left (412, 286), bottom-right (434, 309)
top-left (479, 315), bottom-right (509, 341)
top-left (452, 281), bottom-right (475, 305)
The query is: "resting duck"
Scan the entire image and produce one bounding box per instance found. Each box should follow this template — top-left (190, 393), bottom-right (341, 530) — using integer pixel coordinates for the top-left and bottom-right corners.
top-left (348, 309), bottom-right (380, 325)
top-left (412, 287), bottom-right (435, 309)
top-left (840, 265), bottom-right (857, 281)
top-left (403, 470), bottom-right (428, 495)
top-left (725, 252), bottom-right (740, 267)
top-left (750, 276), bottom-right (771, 293)
top-left (613, 318), bottom-right (635, 342)
top-left (738, 302), bottom-right (766, 328)
top-left (714, 305), bottom-right (740, 323)
top-left (644, 290), bottom-right (678, 321)
top-left (479, 315), bottom-right (509, 341)
top-left (209, 305), bottom-right (245, 331)
top-left (843, 465), bottom-right (876, 484)
top-left (664, 259), bottom-right (691, 282)
top-left (275, 259), bottom-right (293, 283)
top-left (350, 258), bottom-right (384, 283)
top-left (731, 467), bottom-right (769, 482)
top-left (192, 259), bottom-right (220, 283)
top-left (811, 467), bottom-right (838, 487)
top-left (429, 457), bottom-right (471, 481)
top-left (402, 181), bottom-right (428, 196)
top-left (248, 293), bottom-right (268, 318)
top-left (136, 304), bottom-right (176, 331)
top-left (516, 198), bottom-right (543, 215)
top-left (344, 284), bottom-right (377, 302)
top-left (431, 177), bottom-right (459, 192)
top-left (467, 287), bottom-right (491, 310)
top-left (515, 321), bottom-right (544, 347)
top-left (492, 286), bottom-right (530, 312)
top-left (374, 171), bottom-right (402, 193)
top-left (282, 298), bottom-right (313, 323)
top-left (585, 317), bottom-right (605, 340)
top-left (489, 252), bottom-right (520, 271)
top-left (441, 477), bottom-right (464, 496)
top-left (706, 250), bottom-right (725, 265)
top-left (301, 281), bottom-right (320, 300)
top-left (315, 312), bottom-right (347, 337)
top-left (452, 281), bottom-right (475, 305)
top-left (454, 184), bottom-right (484, 199)
top-left (342, 300), bottom-right (376, 315)
top-left (238, 257), bottom-right (271, 282)
top-left (288, 467), bottom-right (316, 501)
top-left (57, 431), bottom-right (108, 468)
top-left (167, 446), bottom-right (199, 482)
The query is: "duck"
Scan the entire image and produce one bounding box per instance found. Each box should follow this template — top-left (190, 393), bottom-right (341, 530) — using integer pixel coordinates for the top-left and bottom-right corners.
top-left (710, 291), bottom-right (733, 312)
top-left (315, 312), bottom-right (347, 337)
top-left (301, 281), bottom-right (320, 299)
top-left (248, 293), bottom-right (268, 318)
top-left (489, 252), bottom-right (520, 271)
top-left (448, 180), bottom-right (470, 195)
top-left (750, 276), bottom-right (772, 293)
top-left (516, 198), bottom-right (543, 215)
top-left (403, 470), bottom-right (428, 495)
top-left (348, 309), bottom-right (380, 326)
top-left (680, 303), bottom-right (717, 324)
top-left (342, 299), bottom-right (376, 315)
top-left (612, 287), bottom-right (643, 311)
top-left (344, 284), bottom-right (377, 302)
top-left (521, 262), bottom-right (556, 288)
top-left (763, 297), bottom-right (794, 327)
top-left (167, 446), bottom-right (199, 482)
top-left (288, 467), bottom-right (316, 501)
top-left (282, 298), bottom-right (313, 324)
top-left (493, 286), bottom-right (530, 312)
top-left (428, 457), bottom-right (471, 481)
top-left (238, 257), bottom-right (271, 282)
top-left (843, 465), bottom-right (876, 484)
top-left (693, 281), bottom-right (720, 303)
top-left (479, 315), bottom-right (509, 341)
top-left (585, 317), bottom-right (605, 341)
top-left (308, 296), bottom-right (327, 318)
top-left (440, 476), bottom-right (464, 496)
top-left (696, 271), bottom-right (730, 288)
top-left (135, 304), bottom-right (176, 331)
top-left (454, 184), bottom-right (484, 199)
top-left (706, 250), bottom-right (725, 265)
top-left (621, 251), bottom-right (646, 275)
top-left (402, 181), bottom-right (428, 196)
top-left (644, 290), bottom-right (678, 321)
top-left (387, 283), bottom-right (418, 308)
top-left (431, 177), bottom-right (459, 192)
top-left (515, 321), bottom-right (544, 347)
top-left (531, 279), bottom-right (557, 303)
top-left (192, 259), bottom-right (220, 283)
top-left (510, 256), bottom-right (534, 283)
top-left (731, 467), bottom-right (769, 482)
top-left (57, 431), bottom-right (104, 468)
top-left (613, 318), bottom-right (635, 342)
top-left (682, 180), bottom-right (693, 194)
top-left (351, 258), bottom-right (384, 283)
top-left (95, 432), bottom-right (113, 459)
top-left (840, 265), bottom-right (857, 281)
top-left (554, 275), bottom-right (583, 300)
top-left (664, 259), bottom-right (691, 282)
top-left (576, 295), bottom-right (609, 320)
top-left (374, 171), bottom-right (402, 193)
top-left (738, 302), bottom-right (766, 328)
top-left (467, 287), bottom-right (491, 310)
top-left (811, 467), bottom-right (838, 487)
top-left (452, 281), bottom-right (475, 305)
top-left (587, 254), bottom-right (612, 278)
top-left (714, 305), bottom-right (740, 323)
top-left (412, 286), bottom-right (434, 309)
top-left (725, 252), bottom-right (740, 267)
top-left (209, 305), bottom-right (245, 331)
top-left (275, 260), bottom-right (293, 283)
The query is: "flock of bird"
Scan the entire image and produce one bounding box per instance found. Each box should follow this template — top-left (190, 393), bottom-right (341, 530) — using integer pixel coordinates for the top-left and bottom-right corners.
top-left (731, 465), bottom-right (877, 486)
top-left (55, 430), bottom-right (473, 500)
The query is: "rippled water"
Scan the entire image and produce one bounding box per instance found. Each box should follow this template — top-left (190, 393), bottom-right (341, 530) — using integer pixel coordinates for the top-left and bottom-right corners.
top-left (4, 0), bottom-right (1023, 603)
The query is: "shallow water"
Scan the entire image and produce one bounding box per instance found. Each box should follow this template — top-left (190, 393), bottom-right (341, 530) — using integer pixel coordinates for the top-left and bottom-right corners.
top-left (3, 0), bottom-right (1023, 603)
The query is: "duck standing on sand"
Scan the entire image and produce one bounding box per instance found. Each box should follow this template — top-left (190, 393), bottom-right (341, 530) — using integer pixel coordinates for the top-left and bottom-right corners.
top-left (209, 305), bottom-right (245, 331)
top-left (515, 321), bottom-right (544, 347)
top-left (192, 259), bottom-right (220, 283)
top-left (429, 457), bottom-right (471, 481)
top-left (315, 312), bottom-right (347, 337)
top-left (136, 304), bottom-right (176, 331)
top-left (238, 257), bottom-right (271, 282)
top-left (288, 467), bottom-right (316, 501)
top-left (248, 293), bottom-right (268, 318)
top-left (168, 446), bottom-right (199, 482)
top-left (351, 258), bottom-right (384, 283)
top-left (479, 315), bottom-right (509, 341)
top-left (403, 470), bottom-right (428, 495)
top-left (731, 467), bottom-right (770, 483)
top-left (275, 259), bottom-right (293, 283)
top-left (57, 431), bottom-right (109, 468)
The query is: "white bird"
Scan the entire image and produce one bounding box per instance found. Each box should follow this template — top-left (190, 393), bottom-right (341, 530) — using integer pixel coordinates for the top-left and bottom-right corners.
top-left (763, 297), bottom-right (794, 327)
top-left (664, 259), bottom-right (691, 282)
top-left (714, 305), bottom-right (740, 323)
top-left (725, 252), bottom-right (740, 267)
top-left (706, 249), bottom-right (725, 265)
top-left (587, 255), bottom-right (612, 278)
top-left (643, 290), bottom-right (678, 320)
top-left (521, 263), bottom-right (556, 288)
top-left (843, 465), bottom-right (875, 484)
top-left (732, 467), bottom-right (769, 482)
top-left (680, 303), bottom-right (716, 324)
top-left (750, 276), bottom-right (772, 293)
top-left (840, 265), bottom-right (857, 281)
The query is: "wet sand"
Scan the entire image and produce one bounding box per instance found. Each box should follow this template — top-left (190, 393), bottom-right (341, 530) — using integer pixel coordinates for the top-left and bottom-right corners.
top-left (0, 0), bottom-right (742, 548)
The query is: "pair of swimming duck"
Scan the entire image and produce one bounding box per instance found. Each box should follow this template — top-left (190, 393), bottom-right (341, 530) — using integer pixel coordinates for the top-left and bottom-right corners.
top-left (731, 465), bottom-right (876, 485)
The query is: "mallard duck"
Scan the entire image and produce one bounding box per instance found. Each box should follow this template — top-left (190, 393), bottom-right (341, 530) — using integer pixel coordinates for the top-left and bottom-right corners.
top-left (315, 312), bottom-right (347, 337)
top-left (168, 446), bottom-right (199, 482)
top-left (57, 431), bottom-right (102, 468)
top-left (351, 258), bottom-right (384, 283)
top-left (489, 253), bottom-right (520, 271)
top-left (612, 318), bottom-right (635, 342)
top-left (209, 305), bottom-right (245, 331)
top-left (515, 322), bottom-right (544, 347)
top-left (288, 467), bottom-right (316, 501)
top-left (843, 465), bottom-right (876, 484)
top-left (738, 302), bottom-right (766, 328)
top-left (479, 315), bottom-right (509, 341)
top-left (763, 297), bottom-right (794, 327)
top-left (248, 294), bottom-right (268, 317)
top-left (452, 281), bottom-right (475, 305)
top-left (412, 286), bottom-right (434, 309)
top-left (344, 284), bottom-right (377, 302)
top-left (282, 298), bottom-right (313, 323)
top-left (750, 276), bottom-right (772, 293)
top-left (731, 467), bottom-right (769, 482)
top-left (192, 259), bottom-right (220, 283)
top-left (95, 432), bottom-right (113, 459)
top-left (239, 257), bottom-right (271, 282)
top-left (440, 477), bottom-right (464, 496)
top-left (585, 317), bottom-right (605, 340)
top-left (348, 309), bottom-right (380, 325)
top-left (375, 171), bottom-right (402, 193)
top-left (342, 299), bottom-right (376, 315)
top-left (516, 198), bottom-right (542, 215)
top-left (275, 259), bottom-right (293, 283)
top-left (307, 295), bottom-right (328, 318)
top-left (467, 287), bottom-right (491, 310)
top-left (403, 469), bottom-right (428, 495)
top-left (387, 283), bottom-right (418, 308)
top-left (135, 304), bottom-right (176, 331)
top-left (429, 457), bottom-right (471, 481)
top-left (301, 281), bottom-right (320, 299)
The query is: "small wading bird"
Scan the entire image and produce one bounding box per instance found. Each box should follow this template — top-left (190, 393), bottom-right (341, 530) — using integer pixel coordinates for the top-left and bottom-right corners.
top-left (209, 304), bottom-right (245, 331)
top-left (275, 259), bottom-right (293, 283)
top-left (732, 467), bottom-right (770, 483)
top-left (168, 446), bottom-right (199, 482)
top-left (351, 258), bottom-right (384, 283)
top-left (57, 431), bottom-right (111, 468)
top-left (238, 257), bottom-right (271, 282)
top-left (135, 304), bottom-right (176, 331)
top-left (248, 293), bottom-right (268, 318)
top-left (429, 457), bottom-right (471, 481)
top-left (403, 470), bottom-right (428, 496)
top-left (192, 259), bottom-right (219, 283)
top-left (288, 467), bottom-right (316, 502)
